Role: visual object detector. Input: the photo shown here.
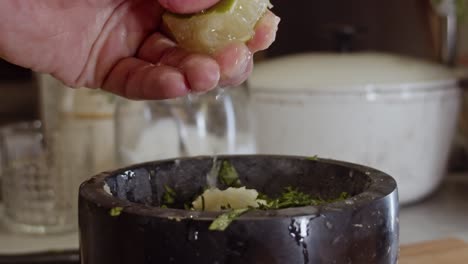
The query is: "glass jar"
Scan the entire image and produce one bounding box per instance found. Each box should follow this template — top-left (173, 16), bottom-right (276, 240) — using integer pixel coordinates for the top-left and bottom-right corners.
top-left (0, 121), bottom-right (75, 234)
top-left (36, 74), bottom-right (118, 230)
top-left (55, 88), bottom-right (117, 171)
top-left (115, 87), bottom-right (257, 166)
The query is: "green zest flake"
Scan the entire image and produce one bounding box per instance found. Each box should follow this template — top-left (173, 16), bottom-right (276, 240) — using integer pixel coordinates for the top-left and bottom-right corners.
top-left (162, 185), bottom-right (177, 206)
top-left (110, 207), bottom-right (123, 217)
top-left (307, 155), bottom-right (319, 161)
top-left (219, 161), bottom-right (242, 188)
top-left (209, 208), bottom-right (250, 231)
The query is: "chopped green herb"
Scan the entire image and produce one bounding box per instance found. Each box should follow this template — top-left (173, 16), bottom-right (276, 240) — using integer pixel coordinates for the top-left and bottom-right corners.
top-left (307, 155), bottom-right (319, 161)
top-left (209, 208), bottom-right (250, 231)
top-left (281, 187), bottom-right (321, 207)
top-left (109, 207), bottom-right (123, 217)
top-left (257, 192), bottom-right (269, 201)
top-left (162, 185), bottom-right (177, 206)
top-left (184, 203), bottom-right (193, 210)
top-left (218, 161), bottom-right (242, 188)
top-left (257, 187), bottom-right (317, 209)
top-left (206, 189), bottom-right (350, 231)
top-left (328, 192), bottom-right (350, 203)
top-left (257, 187), bottom-right (350, 210)
top-left (159, 160), bottom-right (351, 231)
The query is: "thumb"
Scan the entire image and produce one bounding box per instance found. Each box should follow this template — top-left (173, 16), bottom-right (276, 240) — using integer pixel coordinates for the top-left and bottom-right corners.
top-left (158, 0), bottom-right (221, 14)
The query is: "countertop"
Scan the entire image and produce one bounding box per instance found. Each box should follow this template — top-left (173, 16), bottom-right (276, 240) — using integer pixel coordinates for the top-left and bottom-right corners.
top-left (400, 173), bottom-right (468, 245)
top-left (0, 173), bottom-right (467, 254)
top-left (400, 238), bottom-right (468, 263)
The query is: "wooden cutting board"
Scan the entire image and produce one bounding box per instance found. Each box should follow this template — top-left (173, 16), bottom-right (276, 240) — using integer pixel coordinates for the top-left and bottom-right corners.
top-left (400, 238), bottom-right (468, 264)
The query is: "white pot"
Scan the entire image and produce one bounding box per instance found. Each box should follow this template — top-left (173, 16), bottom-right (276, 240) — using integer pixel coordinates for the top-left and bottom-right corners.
top-left (248, 52), bottom-right (461, 204)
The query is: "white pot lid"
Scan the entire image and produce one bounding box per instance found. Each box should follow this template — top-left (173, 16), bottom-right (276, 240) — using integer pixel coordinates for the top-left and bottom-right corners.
top-left (248, 52), bottom-right (457, 93)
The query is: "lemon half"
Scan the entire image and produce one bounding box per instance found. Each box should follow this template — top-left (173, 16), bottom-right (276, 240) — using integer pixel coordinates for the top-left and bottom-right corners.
top-left (192, 187), bottom-right (266, 211)
top-left (162, 0), bottom-right (272, 54)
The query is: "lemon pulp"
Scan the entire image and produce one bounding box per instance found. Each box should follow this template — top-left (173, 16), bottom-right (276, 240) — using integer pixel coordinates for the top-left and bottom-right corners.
top-left (192, 187), bottom-right (266, 211)
top-left (162, 0), bottom-right (272, 54)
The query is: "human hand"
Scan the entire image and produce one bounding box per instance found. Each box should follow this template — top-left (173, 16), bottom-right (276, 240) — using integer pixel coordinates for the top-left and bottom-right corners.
top-left (0, 0), bottom-right (279, 99)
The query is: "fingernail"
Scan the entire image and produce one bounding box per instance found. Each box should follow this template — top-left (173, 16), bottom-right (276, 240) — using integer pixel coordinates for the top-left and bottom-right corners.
top-left (219, 58), bottom-right (253, 87)
top-left (221, 45), bottom-right (251, 80)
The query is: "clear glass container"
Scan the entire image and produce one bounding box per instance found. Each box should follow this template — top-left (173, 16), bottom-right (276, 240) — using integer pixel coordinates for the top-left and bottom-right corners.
top-left (115, 87), bottom-right (257, 166)
top-left (36, 74), bottom-right (117, 171)
top-left (36, 74), bottom-right (118, 231)
top-left (0, 121), bottom-right (75, 234)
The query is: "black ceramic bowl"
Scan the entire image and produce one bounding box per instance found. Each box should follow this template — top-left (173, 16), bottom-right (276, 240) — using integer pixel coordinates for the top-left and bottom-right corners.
top-left (79, 155), bottom-right (399, 264)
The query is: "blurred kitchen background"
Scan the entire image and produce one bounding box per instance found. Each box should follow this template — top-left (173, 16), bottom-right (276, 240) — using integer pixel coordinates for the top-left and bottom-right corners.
top-left (1, 0), bottom-right (468, 261)
top-left (4, 0), bottom-right (467, 168)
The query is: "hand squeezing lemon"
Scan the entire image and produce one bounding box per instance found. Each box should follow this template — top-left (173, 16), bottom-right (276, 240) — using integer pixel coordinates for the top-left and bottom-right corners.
top-left (0, 0), bottom-right (279, 101)
top-left (163, 0), bottom-right (273, 54)
top-left (154, 0), bottom-right (278, 92)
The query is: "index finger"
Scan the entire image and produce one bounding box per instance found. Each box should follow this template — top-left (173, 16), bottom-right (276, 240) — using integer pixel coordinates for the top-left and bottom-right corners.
top-left (158, 0), bottom-right (221, 14)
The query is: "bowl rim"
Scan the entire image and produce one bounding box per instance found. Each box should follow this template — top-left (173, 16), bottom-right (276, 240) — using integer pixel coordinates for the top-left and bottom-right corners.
top-left (249, 79), bottom-right (459, 95)
top-left (79, 155), bottom-right (398, 221)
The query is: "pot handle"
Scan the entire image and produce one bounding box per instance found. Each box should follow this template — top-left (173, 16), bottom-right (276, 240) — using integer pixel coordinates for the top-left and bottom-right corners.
top-left (431, 0), bottom-right (459, 66)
